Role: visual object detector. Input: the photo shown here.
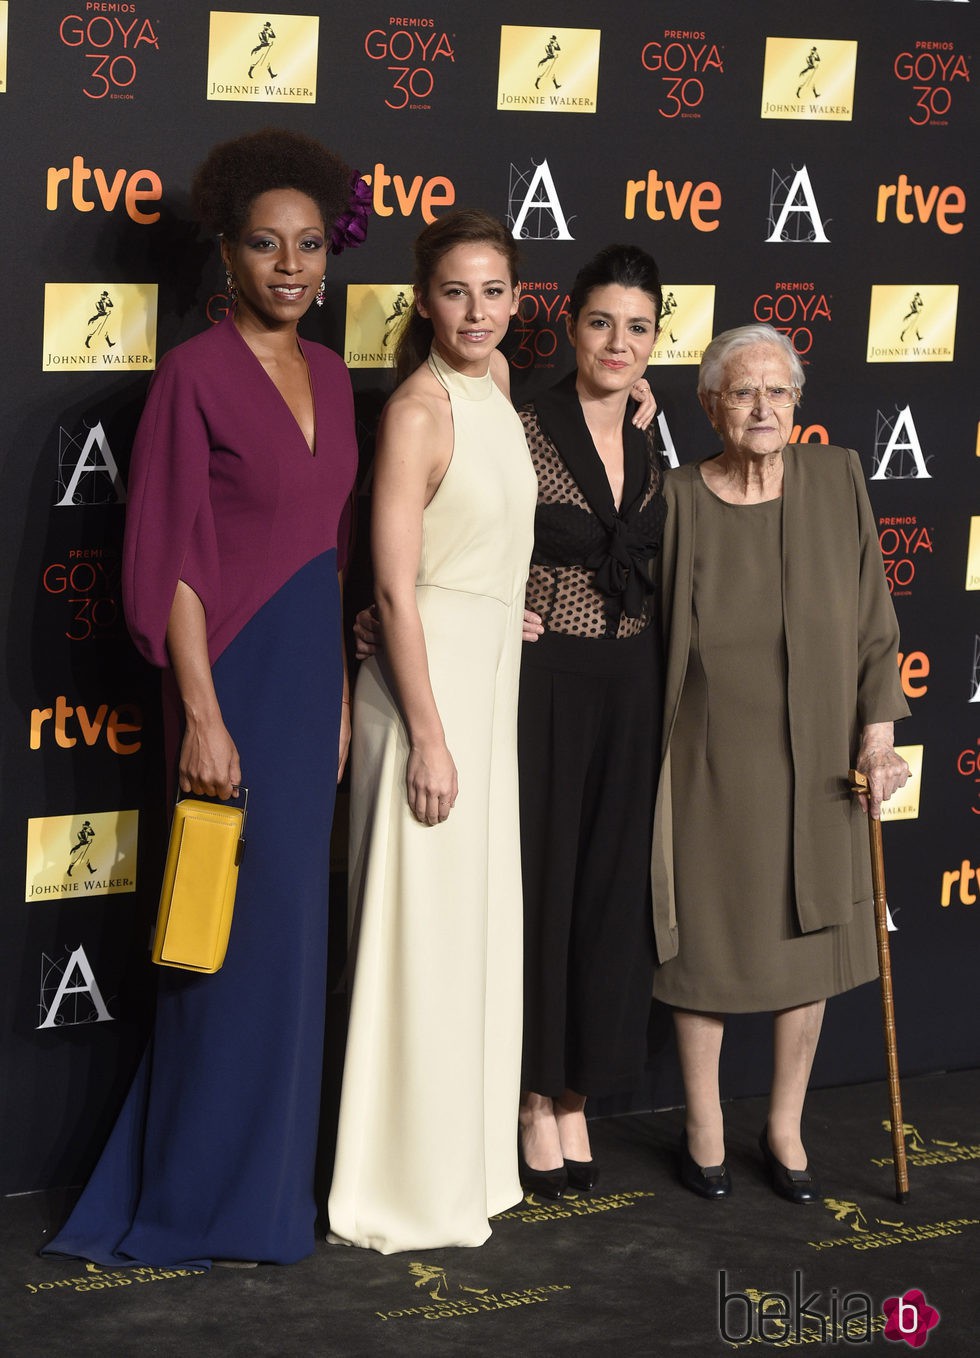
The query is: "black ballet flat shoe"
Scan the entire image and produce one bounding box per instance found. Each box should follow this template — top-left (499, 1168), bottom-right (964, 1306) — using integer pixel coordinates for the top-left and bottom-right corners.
top-left (679, 1130), bottom-right (732, 1199)
top-left (759, 1128), bottom-right (820, 1204)
top-left (518, 1136), bottom-right (567, 1200)
top-left (563, 1157), bottom-right (600, 1193)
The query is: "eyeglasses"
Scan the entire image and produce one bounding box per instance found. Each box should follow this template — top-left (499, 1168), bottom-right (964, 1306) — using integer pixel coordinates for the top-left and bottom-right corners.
top-left (714, 385), bottom-right (800, 409)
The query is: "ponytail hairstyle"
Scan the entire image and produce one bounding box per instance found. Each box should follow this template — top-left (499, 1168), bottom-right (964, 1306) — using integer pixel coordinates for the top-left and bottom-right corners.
top-left (393, 209), bottom-right (520, 384)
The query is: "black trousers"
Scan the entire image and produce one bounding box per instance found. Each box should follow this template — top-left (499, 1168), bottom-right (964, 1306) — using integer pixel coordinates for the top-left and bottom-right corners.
top-left (518, 627), bottom-right (661, 1097)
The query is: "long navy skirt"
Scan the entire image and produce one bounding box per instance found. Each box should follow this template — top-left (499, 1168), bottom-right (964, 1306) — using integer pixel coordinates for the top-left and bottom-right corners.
top-left (43, 551), bottom-right (342, 1267)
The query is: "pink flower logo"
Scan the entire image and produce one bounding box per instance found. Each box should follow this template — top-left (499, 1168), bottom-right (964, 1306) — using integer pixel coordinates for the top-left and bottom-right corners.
top-left (883, 1289), bottom-right (940, 1347)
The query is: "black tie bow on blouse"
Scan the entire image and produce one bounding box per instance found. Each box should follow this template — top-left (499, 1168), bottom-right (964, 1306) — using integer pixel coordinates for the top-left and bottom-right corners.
top-left (532, 374), bottom-right (662, 619)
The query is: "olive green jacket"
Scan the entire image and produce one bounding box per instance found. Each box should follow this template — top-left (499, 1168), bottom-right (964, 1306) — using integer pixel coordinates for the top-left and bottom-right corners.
top-left (651, 445), bottom-right (910, 964)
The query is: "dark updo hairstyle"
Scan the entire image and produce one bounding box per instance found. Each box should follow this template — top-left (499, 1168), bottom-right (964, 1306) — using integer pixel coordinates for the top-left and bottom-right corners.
top-left (394, 209), bottom-right (520, 384)
top-left (568, 243), bottom-right (663, 328)
top-left (191, 127), bottom-right (353, 241)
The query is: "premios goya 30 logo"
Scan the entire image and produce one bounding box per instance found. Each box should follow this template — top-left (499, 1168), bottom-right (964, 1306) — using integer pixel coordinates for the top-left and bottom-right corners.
top-left (878, 513), bottom-right (935, 598)
top-left (57, 5), bottom-right (159, 101)
top-left (207, 11), bottom-right (318, 102)
top-left (761, 37), bottom-right (857, 121)
top-left (344, 284), bottom-right (412, 369)
top-left (866, 285), bottom-right (958, 362)
top-left (647, 285), bottom-right (715, 367)
top-left (26, 809), bottom-right (138, 901)
top-left (497, 26), bottom-right (600, 113)
top-left (893, 40), bottom-right (971, 127)
top-left (43, 284), bottom-right (157, 371)
top-left (639, 29), bottom-right (725, 120)
top-left (753, 282), bottom-right (831, 360)
top-left (363, 18), bottom-right (455, 111)
top-left (41, 549), bottom-right (125, 643)
top-left (512, 281), bottom-right (570, 373)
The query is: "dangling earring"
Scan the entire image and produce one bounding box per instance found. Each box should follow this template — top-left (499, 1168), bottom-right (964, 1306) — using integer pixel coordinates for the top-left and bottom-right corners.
top-left (315, 274), bottom-right (326, 309)
top-left (225, 268), bottom-right (238, 304)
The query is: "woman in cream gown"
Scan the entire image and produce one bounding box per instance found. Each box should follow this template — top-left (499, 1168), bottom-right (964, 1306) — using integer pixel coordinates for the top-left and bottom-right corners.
top-left (328, 211), bottom-right (536, 1253)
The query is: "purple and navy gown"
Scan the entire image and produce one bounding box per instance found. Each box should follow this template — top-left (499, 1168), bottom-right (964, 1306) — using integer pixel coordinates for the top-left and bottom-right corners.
top-left (42, 314), bottom-right (357, 1267)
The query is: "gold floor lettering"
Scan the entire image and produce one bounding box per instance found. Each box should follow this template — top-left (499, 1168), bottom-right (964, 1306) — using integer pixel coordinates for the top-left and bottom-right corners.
top-left (808, 1216), bottom-right (979, 1251)
top-left (26, 1266), bottom-right (205, 1296)
top-left (376, 1284), bottom-right (572, 1322)
top-left (493, 1188), bottom-right (655, 1224)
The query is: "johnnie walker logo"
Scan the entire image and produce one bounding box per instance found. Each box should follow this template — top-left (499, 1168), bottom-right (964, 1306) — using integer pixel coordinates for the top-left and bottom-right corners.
top-left (25, 809), bottom-right (139, 901)
top-left (43, 284), bottom-right (157, 371)
top-left (497, 26), bottom-right (600, 113)
top-left (344, 284), bottom-right (412, 369)
top-left (866, 285), bottom-right (958, 362)
top-left (647, 285), bottom-right (716, 367)
top-left (761, 37), bottom-right (857, 121)
top-left (0, 2), bottom-right (8, 93)
top-left (207, 11), bottom-right (319, 102)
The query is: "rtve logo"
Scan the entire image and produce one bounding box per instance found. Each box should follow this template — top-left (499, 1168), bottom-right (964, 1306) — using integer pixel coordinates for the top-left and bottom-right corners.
top-left (897, 651), bottom-right (930, 699)
top-left (46, 155), bottom-right (162, 224)
top-left (941, 859), bottom-right (980, 908)
top-left (29, 696), bottom-right (142, 755)
top-left (876, 176), bottom-right (965, 234)
top-left (360, 163), bottom-right (455, 223)
top-left (624, 169), bottom-right (721, 231)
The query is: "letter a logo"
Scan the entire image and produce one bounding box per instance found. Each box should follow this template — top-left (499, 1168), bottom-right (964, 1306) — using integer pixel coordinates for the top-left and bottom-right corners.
top-left (656, 413), bottom-right (680, 469)
top-left (509, 159), bottom-right (575, 241)
top-left (872, 406), bottom-right (931, 480)
top-left (766, 165), bottom-right (829, 243)
top-left (55, 421), bottom-right (128, 507)
top-left (37, 945), bottom-right (114, 1028)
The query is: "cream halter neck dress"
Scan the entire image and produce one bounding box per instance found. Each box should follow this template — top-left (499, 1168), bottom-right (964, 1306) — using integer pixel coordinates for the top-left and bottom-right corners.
top-left (328, 347), bottom-right (536, 1253)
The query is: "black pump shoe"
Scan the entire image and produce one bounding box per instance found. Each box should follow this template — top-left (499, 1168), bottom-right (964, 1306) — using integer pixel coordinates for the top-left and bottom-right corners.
top-left (679, 1130), bottom-right (732, 1199)
top-left (563, 1157), bottom-right (600, 1193)
top-left (759, 1128), bottom-right (820, 1204)
top-left (518, 1135), bottom-right (567, 1200)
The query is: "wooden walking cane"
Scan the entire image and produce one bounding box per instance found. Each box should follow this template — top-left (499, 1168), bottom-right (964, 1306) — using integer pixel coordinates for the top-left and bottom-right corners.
top-left (849, 769), bottom-right (910, 1204)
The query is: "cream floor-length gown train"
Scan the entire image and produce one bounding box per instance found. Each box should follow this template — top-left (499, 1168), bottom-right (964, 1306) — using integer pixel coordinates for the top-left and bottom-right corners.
top-left (328, 347), bottom-right (537, 1253)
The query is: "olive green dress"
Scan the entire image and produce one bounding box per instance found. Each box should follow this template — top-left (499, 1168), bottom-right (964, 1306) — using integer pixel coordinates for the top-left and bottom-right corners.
top-left (652, 477), bottom-right (878, 1013)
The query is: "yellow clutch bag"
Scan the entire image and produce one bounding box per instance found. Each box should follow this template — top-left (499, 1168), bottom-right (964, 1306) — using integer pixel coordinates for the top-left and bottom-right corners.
top-left (151, 787), bottom-right (248, 974)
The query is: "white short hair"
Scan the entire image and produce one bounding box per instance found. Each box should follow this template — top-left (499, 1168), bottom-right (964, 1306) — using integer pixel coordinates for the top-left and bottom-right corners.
top-left (697, 324), bottom-right (805, 409)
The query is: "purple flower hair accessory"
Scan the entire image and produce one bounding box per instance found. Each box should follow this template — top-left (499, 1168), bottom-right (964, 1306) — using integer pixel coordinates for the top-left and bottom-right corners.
top-left (330, 172), bottom-right (372, 255)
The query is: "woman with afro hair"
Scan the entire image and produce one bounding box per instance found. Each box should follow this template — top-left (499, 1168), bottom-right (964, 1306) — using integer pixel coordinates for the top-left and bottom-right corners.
top-left (42, 128), bottom-right (368, 1269)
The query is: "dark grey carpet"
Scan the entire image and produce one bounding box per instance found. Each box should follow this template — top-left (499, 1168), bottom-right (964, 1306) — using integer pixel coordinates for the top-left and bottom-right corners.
top-left (4, 1070), bottom-right (977, 1356)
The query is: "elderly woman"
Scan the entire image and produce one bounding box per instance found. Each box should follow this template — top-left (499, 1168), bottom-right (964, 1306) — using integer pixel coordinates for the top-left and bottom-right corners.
top-left (652, 323), bottom-right (910, 1203)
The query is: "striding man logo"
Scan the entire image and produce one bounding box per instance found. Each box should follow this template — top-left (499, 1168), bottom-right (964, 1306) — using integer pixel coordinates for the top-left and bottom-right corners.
top-left (84, 290), bottom-right (116, 350)
top-left (247, 19), bottom-right (278, 79)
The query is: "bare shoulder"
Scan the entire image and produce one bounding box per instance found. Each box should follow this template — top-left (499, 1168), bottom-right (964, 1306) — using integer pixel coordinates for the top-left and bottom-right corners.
top-left (378, 365), bottom-right (453, 473)
top-left (380, 367), bottom-right (444, 435)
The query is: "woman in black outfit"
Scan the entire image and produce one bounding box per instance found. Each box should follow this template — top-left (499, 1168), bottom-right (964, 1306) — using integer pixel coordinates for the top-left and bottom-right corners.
top-left (517, 245), bottom-right (666, 1197)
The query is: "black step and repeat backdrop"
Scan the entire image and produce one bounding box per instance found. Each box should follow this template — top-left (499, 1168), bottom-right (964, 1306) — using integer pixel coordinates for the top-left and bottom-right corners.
top-left (1, 1), bottom-right (977, 1193)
